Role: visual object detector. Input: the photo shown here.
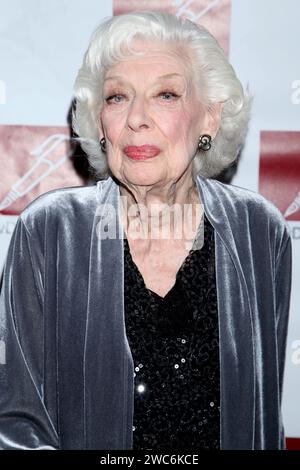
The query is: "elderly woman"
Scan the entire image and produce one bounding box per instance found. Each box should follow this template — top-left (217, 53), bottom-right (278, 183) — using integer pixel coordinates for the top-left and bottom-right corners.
top-left (0, 11), bottom-right (292, 450)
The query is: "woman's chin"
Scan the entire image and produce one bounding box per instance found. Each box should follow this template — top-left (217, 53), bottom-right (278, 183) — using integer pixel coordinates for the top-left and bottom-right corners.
top-left (120, 167), bottom-right (166, 187)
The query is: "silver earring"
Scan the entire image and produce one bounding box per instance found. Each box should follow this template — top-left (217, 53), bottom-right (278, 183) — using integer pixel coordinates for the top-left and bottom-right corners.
top-left (198, 134), bottom-right (212, 151)
top-left (100, 137), bottom-right (106, 153)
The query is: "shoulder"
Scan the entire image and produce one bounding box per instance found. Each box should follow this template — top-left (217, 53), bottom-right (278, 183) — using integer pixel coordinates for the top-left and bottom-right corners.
top-left (200, 176), bottom-right (291, 250)
top-left (19, 184), bottom-right (98, 232)
top-left (204, 177), bottom-right (285, 221)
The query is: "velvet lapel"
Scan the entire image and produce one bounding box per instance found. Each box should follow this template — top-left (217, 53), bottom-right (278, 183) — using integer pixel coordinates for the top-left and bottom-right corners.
top-left (83, 177), bottom-right (134, 449)
top-left (195, 175), bottom-right (255, 449)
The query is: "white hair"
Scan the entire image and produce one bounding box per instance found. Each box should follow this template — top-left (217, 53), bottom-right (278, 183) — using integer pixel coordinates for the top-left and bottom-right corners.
top-left (73, 11), bottom-right (252, 180)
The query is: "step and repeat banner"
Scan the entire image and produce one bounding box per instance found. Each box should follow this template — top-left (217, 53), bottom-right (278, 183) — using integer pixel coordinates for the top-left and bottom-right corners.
top-left (0, 0), bottom-right (299, 447)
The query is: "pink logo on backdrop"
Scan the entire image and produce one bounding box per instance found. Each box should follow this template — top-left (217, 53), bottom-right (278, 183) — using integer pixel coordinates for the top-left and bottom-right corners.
top-left (259, 131), bottom-right (300, 221)
top-left (113, 0), bottom-right (231, 56)
top-left (0, 125), bottom-right (84, 216)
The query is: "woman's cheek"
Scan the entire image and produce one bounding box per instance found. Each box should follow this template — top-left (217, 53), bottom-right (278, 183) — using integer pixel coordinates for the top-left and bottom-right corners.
top-left (158, 109), bottom-right (191, 134)
top-left (102, 109), bottom-right (127, 136)
top-left (102, 107), bottom-right (122, 123)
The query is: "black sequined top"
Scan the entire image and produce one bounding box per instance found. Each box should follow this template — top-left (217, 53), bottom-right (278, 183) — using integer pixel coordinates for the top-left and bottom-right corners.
top-left (124, 213), bottom-right (220, 450)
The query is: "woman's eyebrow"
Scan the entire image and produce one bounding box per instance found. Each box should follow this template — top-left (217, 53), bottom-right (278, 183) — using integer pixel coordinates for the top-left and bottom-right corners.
top-left (104, 75), bottom-right (125, 82)
top-left (157, 73), bottom-right (183, 80)
top-left (104, 73), bottom-right (184, 83)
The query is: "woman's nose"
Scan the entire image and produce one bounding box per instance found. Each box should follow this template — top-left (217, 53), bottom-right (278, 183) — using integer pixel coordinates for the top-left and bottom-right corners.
top-left (126, 96), bottom-right (152, 131)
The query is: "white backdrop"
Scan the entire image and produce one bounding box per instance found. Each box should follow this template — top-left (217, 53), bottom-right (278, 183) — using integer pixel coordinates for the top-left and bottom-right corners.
top-left (0, 0), bottom-right (299, 441)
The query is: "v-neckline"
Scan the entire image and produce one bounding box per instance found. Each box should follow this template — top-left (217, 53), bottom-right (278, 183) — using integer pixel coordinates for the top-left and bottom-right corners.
top-left (123, 213), bottom-right (206, 300)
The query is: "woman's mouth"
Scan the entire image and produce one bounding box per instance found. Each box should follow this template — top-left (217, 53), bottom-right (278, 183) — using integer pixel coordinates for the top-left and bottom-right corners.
top-left (123, 145), bottom-right (161, 160)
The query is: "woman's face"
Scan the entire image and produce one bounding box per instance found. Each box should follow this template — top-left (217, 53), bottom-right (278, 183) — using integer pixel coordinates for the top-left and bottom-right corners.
top-left (100, 41), bottom-right (215, 188)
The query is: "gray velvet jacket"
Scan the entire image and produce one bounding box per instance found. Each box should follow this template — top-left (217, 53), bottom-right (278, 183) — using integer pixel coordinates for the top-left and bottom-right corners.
top-left (0, 174), bottom-right (292, 450)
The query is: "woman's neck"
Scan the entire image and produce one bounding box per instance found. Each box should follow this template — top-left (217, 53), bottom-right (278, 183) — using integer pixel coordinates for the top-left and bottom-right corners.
top-left (119, 175), bottom-right (203, 243)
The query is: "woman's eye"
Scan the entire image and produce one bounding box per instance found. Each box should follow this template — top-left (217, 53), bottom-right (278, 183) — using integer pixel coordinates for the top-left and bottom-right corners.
top-left (159, 91), bottom-right (179, 100)
top-left (105, 91), bottom-right (179, 104)
top-left (105, 94), bottom-right (125, 104)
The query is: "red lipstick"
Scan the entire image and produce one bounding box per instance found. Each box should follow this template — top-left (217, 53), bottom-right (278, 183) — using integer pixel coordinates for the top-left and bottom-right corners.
top-left (124, 145), bottom-right (161, 160)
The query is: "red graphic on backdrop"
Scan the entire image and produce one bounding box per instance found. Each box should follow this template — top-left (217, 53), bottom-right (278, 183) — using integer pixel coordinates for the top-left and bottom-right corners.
top-left (0, 125), bottom-right (84, 216)
top-left (259, 131), bottom-right (300, 221)
top-left (113, 0), bottom-right (231, 56)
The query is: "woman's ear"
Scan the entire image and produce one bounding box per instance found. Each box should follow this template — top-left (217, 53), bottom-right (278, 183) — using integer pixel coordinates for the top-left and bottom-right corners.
top-left (99, 114), bottom-right (105, 140)
top-left (204, 102), bottom-right (224, 138)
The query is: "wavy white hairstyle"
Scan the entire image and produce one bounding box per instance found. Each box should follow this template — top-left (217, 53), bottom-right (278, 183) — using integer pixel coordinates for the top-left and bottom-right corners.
top-left (73, 11), bottom-right (252, 180)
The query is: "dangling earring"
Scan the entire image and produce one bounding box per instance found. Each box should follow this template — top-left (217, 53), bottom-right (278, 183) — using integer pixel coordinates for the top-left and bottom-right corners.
top-left (100, 137), bottom-right (106, 153)
top-left (198, 134), bottom-right (212, 151)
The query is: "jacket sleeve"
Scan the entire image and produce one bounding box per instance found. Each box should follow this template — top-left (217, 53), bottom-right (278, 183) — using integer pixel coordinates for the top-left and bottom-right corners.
top-left (0, 217), bottom-right (59, 449)
top-left (274, 228), bottom-right (292, 449)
